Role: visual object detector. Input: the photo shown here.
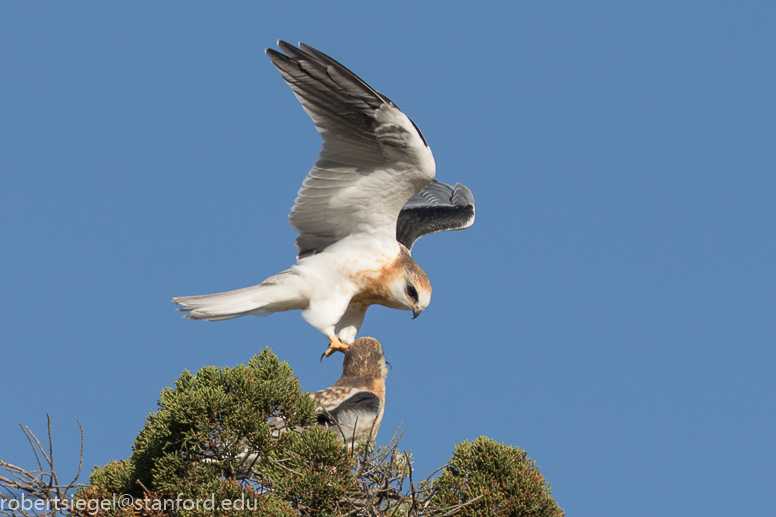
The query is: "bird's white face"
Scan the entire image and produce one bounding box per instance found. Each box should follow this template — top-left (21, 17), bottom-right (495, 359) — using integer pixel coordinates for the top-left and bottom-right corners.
top-left (386, 273), bottom-right (431, 318)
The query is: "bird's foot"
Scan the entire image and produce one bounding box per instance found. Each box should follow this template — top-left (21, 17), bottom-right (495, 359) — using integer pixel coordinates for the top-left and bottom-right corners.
top-left (322, 338), bottom-right (349, 359)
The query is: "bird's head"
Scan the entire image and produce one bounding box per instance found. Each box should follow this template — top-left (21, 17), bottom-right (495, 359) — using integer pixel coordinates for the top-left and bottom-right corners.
top-left (386, 254), bottom-right (431, 319)
top-left (342, 337), bottom-right (388, 380)
top-left (405, 271), bottom-right (431, 319)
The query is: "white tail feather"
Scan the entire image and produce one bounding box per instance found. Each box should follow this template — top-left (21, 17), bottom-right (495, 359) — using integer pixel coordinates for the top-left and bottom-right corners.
top-left (173, 271), bottom-right (308, 321)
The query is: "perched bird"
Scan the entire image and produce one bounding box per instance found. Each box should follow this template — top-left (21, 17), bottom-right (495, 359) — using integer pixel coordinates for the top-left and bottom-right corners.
top-left (204, 337), bottom-right (388, 478)
top-left (173, 41), bottom-right (475, 357)
top-left (309, 337), bottom-right (388, 443)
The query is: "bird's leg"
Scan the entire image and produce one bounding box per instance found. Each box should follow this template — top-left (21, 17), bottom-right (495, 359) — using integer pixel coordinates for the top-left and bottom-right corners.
top-left (323, 335), bottom-right (349, 358)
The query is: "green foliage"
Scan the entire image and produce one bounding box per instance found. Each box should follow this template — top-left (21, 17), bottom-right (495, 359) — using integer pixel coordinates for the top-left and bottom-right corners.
top-left (431, 436), bottom-right (564, 517)
top-left (74, 348), bottom-right (351, 516)
top-left (131, 349), bottom-right (319, 491)
top-left (68, 348), bottom-right (562, 517)
top-left (270, 427), bottom-right (355, 515)
top-left (87, 459), bottom-right (134, 497)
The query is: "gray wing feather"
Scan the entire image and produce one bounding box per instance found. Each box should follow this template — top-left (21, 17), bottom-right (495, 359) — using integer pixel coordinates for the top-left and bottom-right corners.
top-left (266, 41), bottom-right (435, 257)
top-left (396, 180), bottom-right (475, 251)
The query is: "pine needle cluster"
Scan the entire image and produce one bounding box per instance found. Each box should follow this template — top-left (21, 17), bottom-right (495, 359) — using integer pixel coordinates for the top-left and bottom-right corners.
top-left (78, 349), bottom-right (355, 516)
top-left (431, 437), bottom-right (564, 517)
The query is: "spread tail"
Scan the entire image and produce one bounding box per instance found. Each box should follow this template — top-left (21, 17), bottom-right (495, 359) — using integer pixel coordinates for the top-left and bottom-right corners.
top-left (173, 271), bottom-right (307, 321)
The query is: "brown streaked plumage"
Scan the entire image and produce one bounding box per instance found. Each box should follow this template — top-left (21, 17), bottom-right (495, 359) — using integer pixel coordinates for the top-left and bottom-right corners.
top-left (312, 337), bottom-right (388, 443)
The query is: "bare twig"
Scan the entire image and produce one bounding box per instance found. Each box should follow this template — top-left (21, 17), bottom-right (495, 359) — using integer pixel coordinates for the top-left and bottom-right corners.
top-left (0, 415), bottom-right (87, 517)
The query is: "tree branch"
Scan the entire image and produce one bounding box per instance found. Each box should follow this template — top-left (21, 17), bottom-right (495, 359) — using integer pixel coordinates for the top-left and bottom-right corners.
top-left (0, 415), bottom-right (87, 517)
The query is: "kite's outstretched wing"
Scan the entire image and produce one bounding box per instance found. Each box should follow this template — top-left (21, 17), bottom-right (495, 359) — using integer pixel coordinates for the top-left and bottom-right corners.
top-left (266, 41), bottom-right (436, 257)
top-left (396, 180), bottom-right (475, 251)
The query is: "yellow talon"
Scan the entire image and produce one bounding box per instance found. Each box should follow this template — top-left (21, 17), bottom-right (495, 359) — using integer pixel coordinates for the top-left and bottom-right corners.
top-left (323, 337), bottom-right (349, 358)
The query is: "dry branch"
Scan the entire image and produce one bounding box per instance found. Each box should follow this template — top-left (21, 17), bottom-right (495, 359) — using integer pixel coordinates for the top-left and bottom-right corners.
top-left (0, 415), bottom-right (87, 517)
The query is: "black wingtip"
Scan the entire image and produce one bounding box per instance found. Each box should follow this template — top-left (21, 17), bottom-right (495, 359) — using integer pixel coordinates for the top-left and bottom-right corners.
top-left (395, 180), bottom-right (476, 251)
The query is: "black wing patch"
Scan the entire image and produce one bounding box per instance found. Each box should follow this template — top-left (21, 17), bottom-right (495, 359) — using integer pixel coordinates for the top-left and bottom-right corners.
top-left (396, 180), bottom-right (475, 251)
top-left (318, 391), bottom-right (381, 426)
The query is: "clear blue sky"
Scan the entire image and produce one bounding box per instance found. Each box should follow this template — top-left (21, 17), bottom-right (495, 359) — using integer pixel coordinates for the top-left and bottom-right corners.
top-left (2, 2), bottom-right (774, 515)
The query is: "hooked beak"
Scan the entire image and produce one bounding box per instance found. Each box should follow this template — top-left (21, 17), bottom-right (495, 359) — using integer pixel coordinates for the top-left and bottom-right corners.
top-left (412, 307), bottom-right (421, 320)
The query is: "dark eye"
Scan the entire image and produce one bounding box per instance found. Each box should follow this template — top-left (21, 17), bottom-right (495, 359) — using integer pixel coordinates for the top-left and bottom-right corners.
top-left (406, 283), bottom-right (419, 303)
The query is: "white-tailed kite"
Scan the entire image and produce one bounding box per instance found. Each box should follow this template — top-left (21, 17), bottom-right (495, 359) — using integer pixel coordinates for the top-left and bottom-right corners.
top-left (173, 41), bottom-right (475, 356)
